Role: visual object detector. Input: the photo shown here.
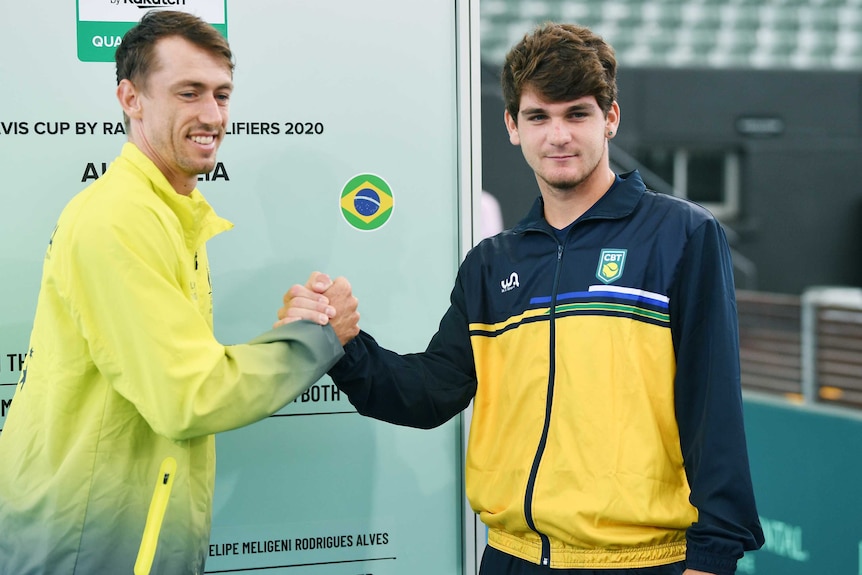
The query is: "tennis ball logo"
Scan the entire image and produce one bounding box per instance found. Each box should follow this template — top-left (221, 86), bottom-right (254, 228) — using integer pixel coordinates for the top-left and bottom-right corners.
top-left (596, 249), bottom-right (627, 284)
top-left (340, 173), bottom-right (394, 231)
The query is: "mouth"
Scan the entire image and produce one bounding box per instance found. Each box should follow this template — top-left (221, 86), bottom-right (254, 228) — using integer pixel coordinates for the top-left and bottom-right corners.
top-left (190, 135), bottom-right (217, 146)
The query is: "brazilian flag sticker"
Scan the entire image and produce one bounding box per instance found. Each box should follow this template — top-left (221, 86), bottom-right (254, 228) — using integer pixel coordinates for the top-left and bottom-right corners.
top-left (340, 174), bottom-right (394, 231)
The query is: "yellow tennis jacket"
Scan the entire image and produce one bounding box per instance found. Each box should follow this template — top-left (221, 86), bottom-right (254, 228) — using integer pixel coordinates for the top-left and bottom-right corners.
top-left (0, 143), bottom-right (344, 575)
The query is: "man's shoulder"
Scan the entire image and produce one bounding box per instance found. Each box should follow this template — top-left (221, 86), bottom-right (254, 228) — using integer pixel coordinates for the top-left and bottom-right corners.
top-left (57, 163), bottom-right (177, 247)
top-left (76, 159), bottom-right (168, 213)
top-left (640, 189), bottom-right (718, 228)
top-left (464, 227), bottom-right (520, 260)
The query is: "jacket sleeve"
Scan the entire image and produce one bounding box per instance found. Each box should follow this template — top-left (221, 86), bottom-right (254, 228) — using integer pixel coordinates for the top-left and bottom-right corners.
top-left (64, 203), bottom-right (344, 441)
top-left (327, 270), bottom-right (478, 429)
top-left (669, 218), bottom-right (765, 575)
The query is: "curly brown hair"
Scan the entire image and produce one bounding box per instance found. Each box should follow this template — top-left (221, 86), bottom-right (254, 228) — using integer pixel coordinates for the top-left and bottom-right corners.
top-left (501, 23), bottom-right (617, 124)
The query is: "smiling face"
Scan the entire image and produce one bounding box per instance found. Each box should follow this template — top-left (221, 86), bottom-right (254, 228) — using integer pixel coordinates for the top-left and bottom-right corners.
top-left (117, 35), bottom-right (233, 195)
top-left (505, 86), bottom-right (619, 198)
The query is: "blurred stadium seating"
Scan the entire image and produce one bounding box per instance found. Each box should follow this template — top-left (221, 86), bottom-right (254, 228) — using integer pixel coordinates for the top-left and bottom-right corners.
top-left (480, 0), bottom-right (862, 70)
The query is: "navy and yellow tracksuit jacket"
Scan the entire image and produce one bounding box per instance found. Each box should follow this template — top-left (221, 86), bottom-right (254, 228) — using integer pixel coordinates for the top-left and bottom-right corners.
top-left (329, 171), bottom-right (764, 574)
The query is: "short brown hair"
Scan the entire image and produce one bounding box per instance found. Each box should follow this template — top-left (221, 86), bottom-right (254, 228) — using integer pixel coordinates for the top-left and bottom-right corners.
top-left (115, 9), bottom-right (234, 89)
top-left (501, 23), bottom-right (617, 124)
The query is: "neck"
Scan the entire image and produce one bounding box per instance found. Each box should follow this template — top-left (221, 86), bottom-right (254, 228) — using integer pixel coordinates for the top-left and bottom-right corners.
top-left (170, 178), bottom-right (196, 196)
top-left (128, 135), bottom-right (196, 196)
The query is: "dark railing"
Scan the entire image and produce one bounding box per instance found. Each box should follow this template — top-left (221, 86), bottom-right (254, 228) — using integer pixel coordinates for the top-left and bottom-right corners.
top-left (737, 288), bottom-right (862, 410)
top-left (737, 290), bottom-right (802, 399)
top-left (801, 287), bottom-right (862, 409)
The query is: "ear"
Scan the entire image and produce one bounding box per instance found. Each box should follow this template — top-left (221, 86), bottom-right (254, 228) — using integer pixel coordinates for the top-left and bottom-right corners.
top-left (504, 109), bottom-right (520, 146)
top-left (605, 101), bottom-right (620, 137)
top-left (116, 79), bottom-right (143, 121)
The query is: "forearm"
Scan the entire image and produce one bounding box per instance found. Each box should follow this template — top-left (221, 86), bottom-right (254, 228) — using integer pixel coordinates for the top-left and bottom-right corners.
top-left (112, 321), bottom-right (344, 440)
top-left (329, 330), bottom-right (477, 429)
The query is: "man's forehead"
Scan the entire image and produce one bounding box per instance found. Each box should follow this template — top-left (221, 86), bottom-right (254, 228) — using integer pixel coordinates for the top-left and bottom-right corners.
top-left (518, 91), bottom-right (598, 113)
top-left (148, 36), bottom-right (233, 81)
top-left (153, 35), bottom-right (230, 66)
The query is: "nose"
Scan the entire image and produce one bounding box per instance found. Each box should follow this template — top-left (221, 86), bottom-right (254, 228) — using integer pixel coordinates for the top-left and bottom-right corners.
top-left (198, 94), bottom-right (225, 127)
top-left (547, 119), bottom-right (572, 145)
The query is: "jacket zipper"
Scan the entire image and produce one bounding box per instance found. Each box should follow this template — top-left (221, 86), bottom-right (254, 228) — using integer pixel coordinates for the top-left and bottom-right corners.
top-left (134, 457), bottom-right (177, 575)
top-left (523, 241), bottom-right (564, 567)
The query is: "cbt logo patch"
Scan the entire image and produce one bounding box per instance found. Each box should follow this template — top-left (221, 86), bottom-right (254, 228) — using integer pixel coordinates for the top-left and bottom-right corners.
top-left (596, 249), bottom-right (627, 284)
top-left (340, 173), bottom-right (394, 231)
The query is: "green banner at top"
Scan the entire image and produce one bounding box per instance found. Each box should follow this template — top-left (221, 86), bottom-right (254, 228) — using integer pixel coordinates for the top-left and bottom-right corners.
top-left (76, 0), bottom-right (227, 62)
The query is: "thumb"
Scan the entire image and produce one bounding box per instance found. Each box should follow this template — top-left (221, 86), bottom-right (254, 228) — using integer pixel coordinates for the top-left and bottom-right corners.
top-left (308, 271), bottom-right (333, 293)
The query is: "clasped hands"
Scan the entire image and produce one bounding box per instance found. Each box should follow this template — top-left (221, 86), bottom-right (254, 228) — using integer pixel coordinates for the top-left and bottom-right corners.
top-left (274, 271), bottom-right (360, 346)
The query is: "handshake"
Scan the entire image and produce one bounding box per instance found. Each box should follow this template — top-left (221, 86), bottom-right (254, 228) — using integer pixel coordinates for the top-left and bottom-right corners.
top-left (274, 271), bottom-right (360, 346)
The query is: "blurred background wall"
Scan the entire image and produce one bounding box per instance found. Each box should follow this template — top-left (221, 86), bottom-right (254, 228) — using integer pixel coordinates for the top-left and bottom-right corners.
top-left (478, 0), bottom-right (862, 294)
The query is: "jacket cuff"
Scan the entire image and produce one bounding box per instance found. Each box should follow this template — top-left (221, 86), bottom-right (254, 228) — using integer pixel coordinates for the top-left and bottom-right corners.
top-left (248, 320), bottom-right (345, 366)
top-left (685, 548), bottom-right (739, 575)
top-left (327, 337), bottom-right (364, 380)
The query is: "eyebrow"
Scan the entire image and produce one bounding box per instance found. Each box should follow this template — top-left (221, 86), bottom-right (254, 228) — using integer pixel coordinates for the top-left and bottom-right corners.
top-left (172, 80), bottom-right (234, 92)
top-left (520, 103), bottom-right (595, 116)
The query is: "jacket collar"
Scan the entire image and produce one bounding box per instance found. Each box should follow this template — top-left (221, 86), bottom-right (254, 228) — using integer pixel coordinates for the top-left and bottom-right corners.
top-left (512, 170), bottom-right (646, 233)
top-left (117, 142), bottom-right (233, 247)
